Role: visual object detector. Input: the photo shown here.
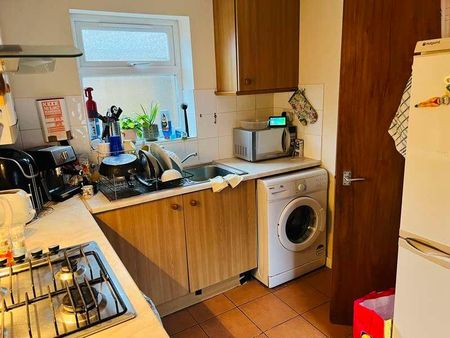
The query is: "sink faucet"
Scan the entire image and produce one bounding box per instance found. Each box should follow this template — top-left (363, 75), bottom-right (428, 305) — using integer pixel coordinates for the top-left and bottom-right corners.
top-left (181, 152), bottom-right (198, 164)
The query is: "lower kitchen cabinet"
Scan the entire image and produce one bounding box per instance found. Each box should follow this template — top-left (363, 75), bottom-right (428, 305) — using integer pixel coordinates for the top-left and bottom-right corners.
top-left (95, 180), bottom-right (257, 305)
top-left (95, 196), bottom-right (189, 305)
top-left (183, 180), bottom-right (257, 291)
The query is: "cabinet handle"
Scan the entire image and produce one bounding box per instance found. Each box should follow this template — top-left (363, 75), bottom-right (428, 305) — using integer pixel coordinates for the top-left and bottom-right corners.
top-left (244, 78), bottom-right (252, 85)
top-left (171, 204), bottom-right (180, 210)
top-left (190, 200), bottom-right (198, 207)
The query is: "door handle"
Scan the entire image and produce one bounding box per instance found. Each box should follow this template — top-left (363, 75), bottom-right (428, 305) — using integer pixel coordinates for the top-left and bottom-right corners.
top-left (403, 238), bottom-right (450, 264)
top-left (343, 170), bottom-right (366, 186)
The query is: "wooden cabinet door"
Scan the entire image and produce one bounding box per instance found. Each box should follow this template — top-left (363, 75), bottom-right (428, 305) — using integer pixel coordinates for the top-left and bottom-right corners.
top-left (236, 0), bottom-right (299, 93)
top-left (95, 196), bottom-right (189, 305)
top-left (183, 180), bottom-right (257, 291)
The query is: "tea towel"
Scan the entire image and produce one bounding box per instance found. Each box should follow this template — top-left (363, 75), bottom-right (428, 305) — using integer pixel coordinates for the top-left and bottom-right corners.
top-left (388, 76), bottom-right (412, 158)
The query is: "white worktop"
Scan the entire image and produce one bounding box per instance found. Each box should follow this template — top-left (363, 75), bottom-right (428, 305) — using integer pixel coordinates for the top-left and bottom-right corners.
top-left (84, 156), bottom-right (321, 214)
top-left (26, 197), bottom-right (169, 338)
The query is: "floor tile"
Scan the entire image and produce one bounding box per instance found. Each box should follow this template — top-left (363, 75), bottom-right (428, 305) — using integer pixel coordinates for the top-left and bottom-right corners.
top-left (273, 280), bottom-right (329, 314)
top-left (200, 308), bottom-right (262, 337)
top-left (270, 278), bottom-right (298, 292)
top-left (188, 294), bottom-right (236, 323)
top-left (265, 316), bottom-right (326, 338)
top-left (303, 302), bottom-right (352, 338)
top-left (303, 268), bottom-right (332, 297)
top-left (240, 294), bottom-right (297, 331)
top-left (171, 325), bottom-right (208, 338)
top-left (162, 309), bottom-right (197, 335)
top-left (224, 280), bottom-right (270, 306)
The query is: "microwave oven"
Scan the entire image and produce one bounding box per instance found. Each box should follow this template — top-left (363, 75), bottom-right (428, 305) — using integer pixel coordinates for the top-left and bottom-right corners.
top-left (233, 126), bottom-right (297, 162)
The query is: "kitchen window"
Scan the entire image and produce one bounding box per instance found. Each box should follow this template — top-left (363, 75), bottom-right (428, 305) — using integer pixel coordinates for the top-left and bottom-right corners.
top-left (71, 11), bottom-right (195, 139)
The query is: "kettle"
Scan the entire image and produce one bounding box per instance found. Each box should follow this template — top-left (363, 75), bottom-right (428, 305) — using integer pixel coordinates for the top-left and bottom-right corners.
top-left (0, 189), bottom-right (36, 224)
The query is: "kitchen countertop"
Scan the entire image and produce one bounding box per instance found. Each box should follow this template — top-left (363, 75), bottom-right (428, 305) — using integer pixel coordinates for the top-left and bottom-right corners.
top-left (22, 156), bottom-right (320, 337)
top-left (26, 197), bottom-right (169, 338)
top-left (84, 156), bottom-right (321, 214)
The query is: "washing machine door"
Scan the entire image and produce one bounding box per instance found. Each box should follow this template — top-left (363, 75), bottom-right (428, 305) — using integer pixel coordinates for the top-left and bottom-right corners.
top-left (277, 197), bottom-right (325, 252)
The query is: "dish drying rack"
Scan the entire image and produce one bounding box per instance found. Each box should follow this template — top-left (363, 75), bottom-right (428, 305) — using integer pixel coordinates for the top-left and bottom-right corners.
top-left (98, 171), bottom-right (194, 201)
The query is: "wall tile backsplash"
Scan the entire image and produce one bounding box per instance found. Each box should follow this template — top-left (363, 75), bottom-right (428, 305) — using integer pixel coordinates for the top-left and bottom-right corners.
top-left (273, 84), bottom-right (325, 160)
top-left (11, 86), bottom-right (324, 163)
top-left (216, 95), bottom-right (237, 113)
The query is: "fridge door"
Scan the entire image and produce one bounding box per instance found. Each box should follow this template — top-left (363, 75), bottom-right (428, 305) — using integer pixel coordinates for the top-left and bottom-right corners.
top-left (393, 238), bottom-right (450, 338)
top-left (400, 51), bottom-right (450, 247)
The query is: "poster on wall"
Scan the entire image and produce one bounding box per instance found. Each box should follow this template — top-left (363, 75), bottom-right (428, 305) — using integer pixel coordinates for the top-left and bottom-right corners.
top-left (36, 98), bottom-right (71, 142)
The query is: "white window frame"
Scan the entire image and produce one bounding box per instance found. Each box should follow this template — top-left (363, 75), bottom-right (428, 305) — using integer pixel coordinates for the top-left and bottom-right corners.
top-left (75, 22), bottom-right (176, 68)
top-left (71, 12), bottom-right (184, 131)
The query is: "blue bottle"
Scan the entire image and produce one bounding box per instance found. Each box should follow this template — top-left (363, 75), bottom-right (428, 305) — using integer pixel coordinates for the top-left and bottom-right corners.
top-left (161, 110), bottom-right (172, 139)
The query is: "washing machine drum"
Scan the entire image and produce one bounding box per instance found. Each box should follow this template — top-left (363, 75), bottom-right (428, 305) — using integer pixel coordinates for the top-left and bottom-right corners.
top-left (278, 197), bottom-right (325, 252)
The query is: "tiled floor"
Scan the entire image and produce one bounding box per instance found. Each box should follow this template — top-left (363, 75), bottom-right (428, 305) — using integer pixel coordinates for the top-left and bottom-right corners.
top-left (162, 268), bottom-right (353, 337)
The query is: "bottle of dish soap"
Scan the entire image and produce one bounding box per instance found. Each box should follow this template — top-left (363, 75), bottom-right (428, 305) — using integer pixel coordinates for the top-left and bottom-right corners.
top-left (160, 110), bottom-right (172, 139)
top-left (84, 87), bottom-right (101, 140)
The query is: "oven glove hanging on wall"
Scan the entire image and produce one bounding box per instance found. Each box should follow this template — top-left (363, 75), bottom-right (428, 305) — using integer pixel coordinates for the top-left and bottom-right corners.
top-left (388, 76), bottom-right (411, 158)
top-left (288, 88), bottom-right (318, 126)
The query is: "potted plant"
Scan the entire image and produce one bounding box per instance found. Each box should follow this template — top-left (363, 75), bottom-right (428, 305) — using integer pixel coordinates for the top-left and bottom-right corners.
top-left (137, 102), bottom-right (160, 141)
top-left (119, 116), bottom-right (138, 141)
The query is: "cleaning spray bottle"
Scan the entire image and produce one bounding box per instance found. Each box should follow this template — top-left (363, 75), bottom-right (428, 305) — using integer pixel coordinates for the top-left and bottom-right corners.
top-left (84, 87), bottom-right (101, 140)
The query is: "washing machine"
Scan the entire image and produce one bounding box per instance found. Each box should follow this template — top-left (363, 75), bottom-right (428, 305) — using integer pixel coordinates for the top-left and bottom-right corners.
top-left (254, 167), bottom-right (327, 288)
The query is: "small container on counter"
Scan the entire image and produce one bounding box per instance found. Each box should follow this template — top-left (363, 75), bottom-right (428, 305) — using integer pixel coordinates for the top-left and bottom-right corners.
top-left (294, 139), bottom-right (304, 157)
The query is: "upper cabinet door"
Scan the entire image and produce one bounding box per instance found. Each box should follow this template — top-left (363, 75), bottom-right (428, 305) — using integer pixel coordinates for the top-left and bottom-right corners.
top-left (236, 0), bottom-right (299, 93)
top-left (213, 0), bottom-right (299, 95)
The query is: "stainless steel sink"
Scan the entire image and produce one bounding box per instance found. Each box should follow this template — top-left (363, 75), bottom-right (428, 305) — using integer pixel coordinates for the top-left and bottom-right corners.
top-left (184, 163), bottom-right (247, 182)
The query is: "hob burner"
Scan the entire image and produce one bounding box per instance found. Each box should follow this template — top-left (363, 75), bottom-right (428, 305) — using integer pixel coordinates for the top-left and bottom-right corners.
top-left (0, 242), bottom-right (135, 337)
top-left (62, 285), bottom-right (101, 313)
top-left (56, 258), bottom-right (86, 283)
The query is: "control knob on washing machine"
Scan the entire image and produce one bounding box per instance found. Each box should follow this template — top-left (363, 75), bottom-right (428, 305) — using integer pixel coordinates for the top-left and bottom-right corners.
top-left (297, 183), bottom-right (306, 192)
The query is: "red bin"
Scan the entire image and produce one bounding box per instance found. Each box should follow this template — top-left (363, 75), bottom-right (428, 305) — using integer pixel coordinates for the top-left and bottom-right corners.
top-left (353, 288), bottom-right (395, 338)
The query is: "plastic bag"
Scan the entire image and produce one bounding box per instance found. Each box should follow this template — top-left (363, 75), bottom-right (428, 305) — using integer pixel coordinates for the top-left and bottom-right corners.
top-left (353, 288), bottom-right (395, 338)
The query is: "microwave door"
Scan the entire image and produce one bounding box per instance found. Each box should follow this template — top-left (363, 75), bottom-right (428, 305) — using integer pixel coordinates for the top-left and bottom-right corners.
top-left (255, 129), bottom-right (285, 160)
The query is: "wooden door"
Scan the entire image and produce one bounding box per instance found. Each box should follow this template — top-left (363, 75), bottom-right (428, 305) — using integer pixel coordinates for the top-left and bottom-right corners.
top-left (236, 0), bottom-right (299, 93)
top-left (96, 196), bottom-right (189, 305)
top-left (331, 0), bottom-right (441, 324)
top-left (183, 180), bottom-right (257, 291)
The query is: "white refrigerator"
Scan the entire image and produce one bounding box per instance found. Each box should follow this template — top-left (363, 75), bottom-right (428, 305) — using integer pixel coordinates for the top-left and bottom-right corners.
top-left (393, 38), bottom-right (450, 338)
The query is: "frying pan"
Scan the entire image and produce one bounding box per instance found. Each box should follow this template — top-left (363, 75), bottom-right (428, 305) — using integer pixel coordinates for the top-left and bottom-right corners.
top-left (99, 154), bottom-right (138, 179)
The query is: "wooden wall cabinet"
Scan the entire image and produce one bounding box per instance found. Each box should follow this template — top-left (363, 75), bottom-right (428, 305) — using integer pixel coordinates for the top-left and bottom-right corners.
top-left (96, 180), bottom-right (257, 304)
top-left (213, 0), bottom-right (299, 95)
top-left (183, 180), bottom-right (257, 291)
top-left (96, 196), bottom-right (189, 305)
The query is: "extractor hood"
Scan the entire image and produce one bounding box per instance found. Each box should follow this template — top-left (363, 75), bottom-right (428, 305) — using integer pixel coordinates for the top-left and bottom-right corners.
top-left (0, 44), bottom-right (83, 73)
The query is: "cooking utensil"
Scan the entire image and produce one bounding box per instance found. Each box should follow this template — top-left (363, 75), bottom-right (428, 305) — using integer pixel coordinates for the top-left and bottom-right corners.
top-left (99, 154), bottom-right (138, 179)
top-left (150, 143), bottom-right (172, 171)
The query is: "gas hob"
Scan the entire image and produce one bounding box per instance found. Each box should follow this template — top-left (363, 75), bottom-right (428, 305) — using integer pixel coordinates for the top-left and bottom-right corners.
top-left (0, 242), bottom-right (135, 337)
